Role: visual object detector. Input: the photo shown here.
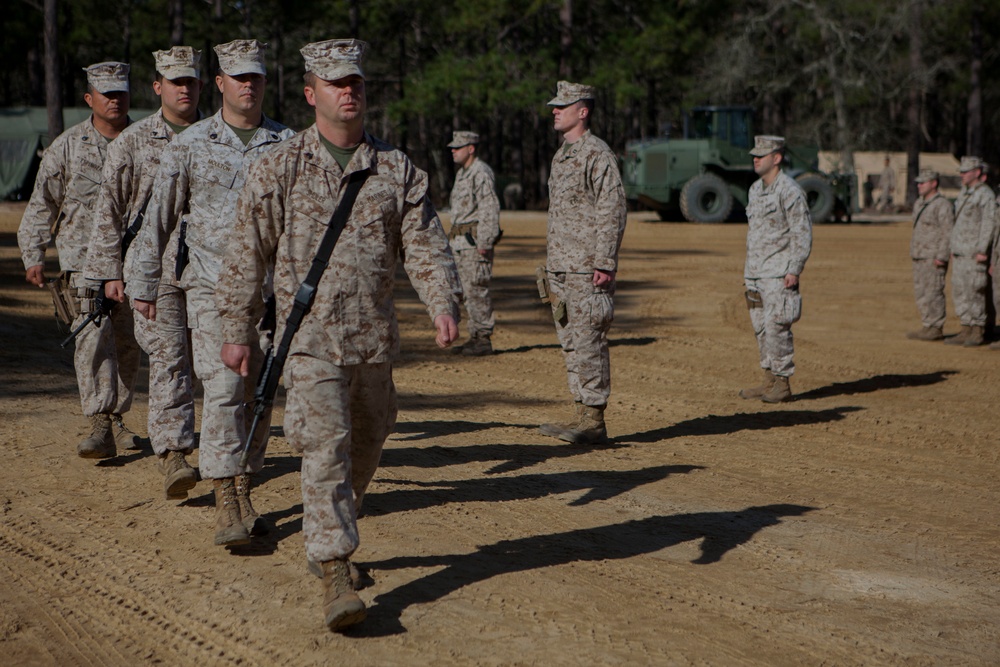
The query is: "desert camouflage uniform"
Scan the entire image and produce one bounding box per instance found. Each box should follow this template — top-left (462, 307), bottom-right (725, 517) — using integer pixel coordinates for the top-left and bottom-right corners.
top-left (546, 130), bottom-right (627, 408)
top-left (744, 170), bottom-right (813, 377)
top-left (910, 192), bottom-right (954, 330)
top-left (126, 109), bottom-right (294, 478)
top-left (18, 117), bottom-right (141, 418)
top-left (448, 157), bottom-right (500, 337)
top-left (216, 125), bottom-right (461, 562)
top-left (950, 182), bottom-right (996, 327)
top-left (85, 109), bottom-right (197, 455)
top-left (877, 165), bottom-right (896, 211)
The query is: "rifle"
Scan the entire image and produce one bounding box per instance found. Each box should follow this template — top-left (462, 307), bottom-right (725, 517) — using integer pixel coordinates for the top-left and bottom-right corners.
top-left (60, 288), bottom-right (113, 348)
top-left (240, 169), bottom-right (369, 467)
top-left (175, 219), bottom-right (190, 281)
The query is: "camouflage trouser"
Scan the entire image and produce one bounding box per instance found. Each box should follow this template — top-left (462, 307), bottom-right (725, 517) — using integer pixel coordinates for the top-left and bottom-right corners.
top-left (132, 283), bottom-right (195, 456)
top-left (454, 248), bottom-right (494, 337)
top-left (284, 356), bottom-right (396, 562)
top-left (548, 271), bottom-right (614, 407)
top-left (745, 277), bottom-right (801, 377)
top-left (911, 259), bottom-right (947, 329)
top-left (186, 284), bottom-right (269, 479)
top-left (70, 273), bottom-right (141, 417)
top-left (951, 256), bottom-right (988, 326)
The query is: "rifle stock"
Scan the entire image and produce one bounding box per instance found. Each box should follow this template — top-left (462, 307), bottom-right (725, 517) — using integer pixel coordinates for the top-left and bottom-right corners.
top-left (60, 289), bottom-right (113, 348)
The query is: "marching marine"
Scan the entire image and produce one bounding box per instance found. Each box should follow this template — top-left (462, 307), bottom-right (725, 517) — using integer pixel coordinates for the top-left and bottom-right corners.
top-left (126, 39), bottom-right (295, 547)
top-left (217, 39), bottom-right (461, 631)
top-left (447, 130), bottom-right (501, 356)
top-left (18, 62), bottom-right (142, 459)
top-left (85, 46), bottom-right (204, 499)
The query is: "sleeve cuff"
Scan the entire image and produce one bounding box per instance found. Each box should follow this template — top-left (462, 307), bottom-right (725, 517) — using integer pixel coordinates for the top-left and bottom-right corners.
top-left (221, 318), bottom-right (256, 346)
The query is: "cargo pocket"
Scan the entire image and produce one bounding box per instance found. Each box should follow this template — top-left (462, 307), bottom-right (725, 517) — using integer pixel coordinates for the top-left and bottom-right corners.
top-left (473, 259), bottom-right (492, 287)
top-left (589, 289), bottom-right (614, 328)
top-left (778, 287), bottom-right (802, 325)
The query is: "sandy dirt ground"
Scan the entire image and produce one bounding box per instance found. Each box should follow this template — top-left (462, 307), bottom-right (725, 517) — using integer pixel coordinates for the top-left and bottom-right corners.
top-left (0, 200), bottom-right (998, 666)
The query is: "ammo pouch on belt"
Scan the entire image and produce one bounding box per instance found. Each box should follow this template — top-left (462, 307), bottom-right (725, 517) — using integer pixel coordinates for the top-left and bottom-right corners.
top-left (46, 272), bottom-right (79, 325)
top-left (448, 221), bottom-right (474, 242)
top-left (745, 289), bottom-right (763, 310)
top-left (535, 266), bottom-right (550, 303)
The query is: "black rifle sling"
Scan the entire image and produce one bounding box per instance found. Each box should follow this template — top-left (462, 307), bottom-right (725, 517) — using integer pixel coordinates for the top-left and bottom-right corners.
top-left (275, 168), bottom-right (370, 355)
top-left (121, 189), bottom-right (155, 259)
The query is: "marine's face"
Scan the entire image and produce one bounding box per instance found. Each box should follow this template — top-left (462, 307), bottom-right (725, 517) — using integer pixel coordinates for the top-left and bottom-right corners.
top-left (85, 89), bottom-right (130, 124)
top-left (752, 152), bottom-right (781, 177)
top-left (961, 168), bottom-right (981, 187)
top-left (917, 180), bottom-right (936, 198)
top-left (216, 72), bottom-right (266, 114)
top-left (155, 76), bottom-right (202, 119)
top-left (306, 74), bottom-right (366, 125)
top-left (552, 101), bottom-right (586, 135)
top-left (451, 144), bottom-right (474, 165)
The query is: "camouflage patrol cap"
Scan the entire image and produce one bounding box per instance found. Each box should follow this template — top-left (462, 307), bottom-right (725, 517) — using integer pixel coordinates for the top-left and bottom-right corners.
top-left (749, 135), bottom-right (785, 157)
top-left (447, 131), bottom-right (479, 148)
top-left (214, 39), bottom-right (267, 76)
top-left (153, 46), bottom-right (202, 80)
top-left (914, 169), bottom-right (939, 184)
top-left (84, 62), bottom-right (130, 94)
top-left (959, 155), bottom-right (984, 173)
top-left (547, 80), bottom-right (596, 107)
top-left (300, 39), bottom-right (367, 81)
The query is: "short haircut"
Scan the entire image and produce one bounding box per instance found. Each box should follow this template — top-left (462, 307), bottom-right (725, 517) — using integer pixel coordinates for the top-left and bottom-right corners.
top-left (303, 71), bottom-right (317, 88)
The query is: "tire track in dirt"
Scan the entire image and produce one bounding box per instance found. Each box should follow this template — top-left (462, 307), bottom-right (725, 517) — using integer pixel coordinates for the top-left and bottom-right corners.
top-left (0, 510), bottom-right (295, 666)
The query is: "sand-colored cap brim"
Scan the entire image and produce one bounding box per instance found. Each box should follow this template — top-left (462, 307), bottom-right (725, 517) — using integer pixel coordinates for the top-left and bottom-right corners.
top-left (159, 66), bottom-right (200, 80)
top-left (93, 82), bottom-right (130, 94)
top-left (221, 62), bottom-right (266, 77)
top-left (447, 140), bottom-right (472, 148)
top-left (547, 95), bottom-right (580, 107)
top-left (749, 148), bottom-right (777, 157)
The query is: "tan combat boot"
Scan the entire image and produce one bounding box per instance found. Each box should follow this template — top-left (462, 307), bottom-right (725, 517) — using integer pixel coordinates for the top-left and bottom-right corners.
top-left (320, 559), bottom-right (367, 631)
top-left (449, 338), bottom-right (471, 355)
top-left (212, 478), bottom-right (250, 547)
top-left (160, 450), bottom-right (198, 500)
top-left (944, 325), bottom-right (970, 345)
top-left (235, 473), bottom-right (270, 536)
top-left (462, 334), bottom-right (493, 356)
top-left (572, 405), bottom-right (609, 445)
top-left (111, 413), bottom-right (142, 450)
top-left (77, 413), bottom-right (116, 459)
top-left (761, 375), bottom-right (792, 403)
top-left (539, 402), bottom-right (584, 440)
top-left (739, 369), bottom-right (775, 399)
top-left (308, 558), bottom-right (373, 591)
top-left (906, 326), bottom-right (944, 341)
top-left (963, 325), bottom-right (985, 347)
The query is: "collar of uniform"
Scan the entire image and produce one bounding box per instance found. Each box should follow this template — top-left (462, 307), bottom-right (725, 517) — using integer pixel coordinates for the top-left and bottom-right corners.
top-left (557, 129), bottom-right (592, 161)
top-left (205, 108), bottom-right (284, 149)
top-left (759, 169), bottom-right (787, 195)
top-left (80, 114), bottom-right (131, 144)
top-left (152, 108), bottom-right (206, 140)
top-left (302, 124), bottom-right (376, 177)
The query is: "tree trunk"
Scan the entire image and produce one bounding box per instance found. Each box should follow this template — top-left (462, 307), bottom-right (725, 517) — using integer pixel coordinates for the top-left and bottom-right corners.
top-left (558, 0), bottom-right (572, 79)
top-left (43, 0), bottom-right (63, 141)
top-left (906, 0), bottom-right (923, 207)
top-left (169, 0), bottom-right (183, 46)
top-left (966, 5), bottom-right (983, 156)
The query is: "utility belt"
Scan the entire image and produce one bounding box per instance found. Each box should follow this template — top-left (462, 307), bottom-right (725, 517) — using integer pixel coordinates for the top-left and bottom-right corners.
top-left (448, 221), bottom-right (503, 247)
top-left (46, 271), bottom-right (102, 325)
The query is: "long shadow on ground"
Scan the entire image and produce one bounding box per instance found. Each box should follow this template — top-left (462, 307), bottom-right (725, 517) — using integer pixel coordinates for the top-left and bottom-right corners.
top-left (381, 440), bottom-right (630, 475)
top-left (617, 406), bottom-right (864, 444)
top-left (355, 503), bottom-right (816, 637)
top-left (366, 463), bottom-right (701, 517)
top-left (794, 371), bottom-right (957, 401)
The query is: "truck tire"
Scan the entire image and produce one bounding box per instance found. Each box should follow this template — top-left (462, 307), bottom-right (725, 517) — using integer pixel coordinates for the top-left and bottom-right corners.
top-left (795, 173), bottom-right (835, 223)
top-left (679, 173), bottom-right (733, 223)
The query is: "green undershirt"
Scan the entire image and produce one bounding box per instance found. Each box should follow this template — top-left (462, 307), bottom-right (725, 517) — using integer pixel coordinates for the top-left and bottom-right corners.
top-left (319, 133), bottom-right (359, 170)
top-left (226, 121), bottom-right (260, 146)
top-left (164, 118), bottom-right (191, 135)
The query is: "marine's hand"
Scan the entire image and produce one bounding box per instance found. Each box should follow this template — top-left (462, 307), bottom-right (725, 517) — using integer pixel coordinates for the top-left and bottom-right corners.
top-left (105, 280), bottom-right (126, 303)
top-left (975, 252), bottom-right (988, 264)
top-left (784, 273), bottom-right (799, 289)
top-left (478, 248), bottom-right (493, 258)
top-left (222, 343), bottom-right (252, 377)
top-left (593, 269), bottom-right (615, 287)
top-left (934, 259), bottom-right (947, 268)
top-left (26, 265), bottom-right (45, 287)
top-left (134, 299), bottom-right (157, 321)
top-left (434, 314), bottom-right (459, 348)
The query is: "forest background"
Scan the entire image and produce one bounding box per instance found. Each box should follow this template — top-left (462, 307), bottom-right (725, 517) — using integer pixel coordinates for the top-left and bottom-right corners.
top-left (3, 0), bottom-right (999, 208)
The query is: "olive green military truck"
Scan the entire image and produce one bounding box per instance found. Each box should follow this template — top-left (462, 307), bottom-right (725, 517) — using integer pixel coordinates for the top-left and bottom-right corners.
top-left (622, 106), bottom-right (854, 223)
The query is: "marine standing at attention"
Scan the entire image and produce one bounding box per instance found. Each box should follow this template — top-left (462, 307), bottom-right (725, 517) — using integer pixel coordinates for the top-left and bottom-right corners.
top-left (538, 81), bottom-right (627, 446)
top-left (739, 135), bottom-right (812, 403)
